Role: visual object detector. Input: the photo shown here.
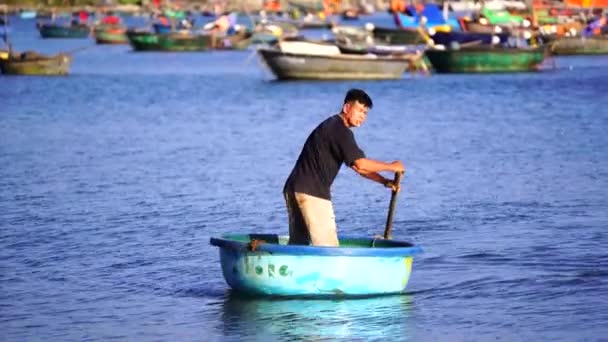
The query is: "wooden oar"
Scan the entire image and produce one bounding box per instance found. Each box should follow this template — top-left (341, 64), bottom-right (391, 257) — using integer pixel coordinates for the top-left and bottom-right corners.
top-left (383, 171), bottom-right (404, 240)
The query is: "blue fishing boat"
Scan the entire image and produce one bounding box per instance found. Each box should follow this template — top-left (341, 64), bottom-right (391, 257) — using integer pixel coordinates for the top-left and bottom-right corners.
top-left (211, 172), bottom-right (420, 298)
top-left (210, 234), bottom-right (422, 297)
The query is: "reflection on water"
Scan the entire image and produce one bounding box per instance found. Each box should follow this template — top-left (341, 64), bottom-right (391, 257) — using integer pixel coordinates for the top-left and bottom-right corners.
top-left (220, 291), bottom-right (413, 341)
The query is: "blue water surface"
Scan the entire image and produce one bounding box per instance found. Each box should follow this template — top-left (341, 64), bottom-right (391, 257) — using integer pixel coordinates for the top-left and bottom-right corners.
top-left (1, 14), bottom-right (608, 341)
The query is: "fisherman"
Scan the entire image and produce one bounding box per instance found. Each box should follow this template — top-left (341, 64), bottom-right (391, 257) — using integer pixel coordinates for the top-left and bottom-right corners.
top-left (283, 89), bottom-right (405, 247)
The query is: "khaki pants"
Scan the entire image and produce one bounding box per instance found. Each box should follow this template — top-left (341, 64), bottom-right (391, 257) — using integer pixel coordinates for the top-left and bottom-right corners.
top-left (284, 192), bottom-right (339, 247)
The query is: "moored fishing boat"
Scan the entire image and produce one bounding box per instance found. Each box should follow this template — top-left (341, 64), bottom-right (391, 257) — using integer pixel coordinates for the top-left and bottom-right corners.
top-left (94, 24), bottom-right (128, 44)
top-left (0, 50), bottom-right (72, 75)
top-left (425, 46), bottom-right (546, 73)
top-left (549, 36), bottom-right (608, 55)
top-left (210, 234), bottom-right (423, 297)
top-left (127, 29), bottom-right (253, 52)
top-left (127, 30), bottom-right (213, 52)
top-left (38, 23), bottom-right (90, 38)
top-left (258, 42), bottom-right (420, 80)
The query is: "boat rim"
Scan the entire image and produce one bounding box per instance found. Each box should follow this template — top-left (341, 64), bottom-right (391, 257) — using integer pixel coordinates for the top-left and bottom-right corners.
top-left (210, 233), bottom-right (423, 257)
top-left (258, 47), bottom-right (419, 61)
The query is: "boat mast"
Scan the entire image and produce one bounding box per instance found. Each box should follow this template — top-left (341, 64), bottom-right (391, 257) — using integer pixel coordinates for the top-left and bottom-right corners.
top-left (1, 4), bottom-right (11, 53)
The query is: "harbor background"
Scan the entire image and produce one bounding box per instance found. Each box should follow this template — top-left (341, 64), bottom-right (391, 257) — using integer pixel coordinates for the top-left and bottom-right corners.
top-left (2, 11), bottom-right (608, 342)
top-left (1, 0), bottom-right (386, 13)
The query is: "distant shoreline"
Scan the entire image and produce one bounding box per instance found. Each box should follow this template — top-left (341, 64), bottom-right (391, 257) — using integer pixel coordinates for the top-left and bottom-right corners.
top-left (2, 1), bottom-right (387, 15)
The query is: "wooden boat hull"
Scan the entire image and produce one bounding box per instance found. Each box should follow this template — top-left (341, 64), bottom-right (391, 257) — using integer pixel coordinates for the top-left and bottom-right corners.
top-left (373, 26), bottom-right (426, 45)
top-left (39, 24), bottom-right (90, 39)
top-left (258, 47), bottom-right (413, 80)
top-left (94, 25), bottom-right (128, 44)
top-left (425, 47), bottom-right (546, 73)
top-left (0, 53), bottom-right (72, 75)
top-left (549, 36), bottom-right (608, 55)
top-left (127, 31), bottom-right (212, 52)
top-left (210, 234), bottom-right (422, 297)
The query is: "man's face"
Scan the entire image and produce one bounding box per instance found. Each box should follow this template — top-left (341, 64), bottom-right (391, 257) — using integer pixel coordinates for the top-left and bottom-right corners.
top-left (343, 101), bottom-right (369, 127)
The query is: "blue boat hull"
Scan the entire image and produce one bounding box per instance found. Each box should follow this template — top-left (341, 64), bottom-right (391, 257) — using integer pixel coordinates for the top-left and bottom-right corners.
top-left (211, 234), bottom-right (422, 297)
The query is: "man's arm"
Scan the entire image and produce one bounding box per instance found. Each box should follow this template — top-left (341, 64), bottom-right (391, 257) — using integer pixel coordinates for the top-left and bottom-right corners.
top-left (350, 158), bottom-right (405, 189)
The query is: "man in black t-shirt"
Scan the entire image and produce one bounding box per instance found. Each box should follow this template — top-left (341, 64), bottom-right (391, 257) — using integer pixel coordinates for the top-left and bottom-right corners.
top-left (283, 89), bottom-right (405, 246)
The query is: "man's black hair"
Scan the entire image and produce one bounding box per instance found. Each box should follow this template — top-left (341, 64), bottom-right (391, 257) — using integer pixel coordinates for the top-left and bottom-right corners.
top-left (343, 88), bottom-right (373, 109)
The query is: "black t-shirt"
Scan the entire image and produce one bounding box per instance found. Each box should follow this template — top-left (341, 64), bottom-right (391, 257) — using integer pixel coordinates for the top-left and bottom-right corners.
top-left (284, 114), bottom-right (365, 200)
